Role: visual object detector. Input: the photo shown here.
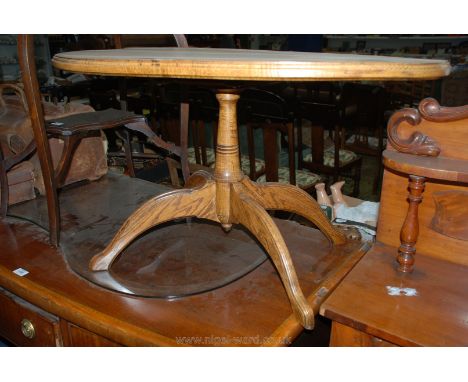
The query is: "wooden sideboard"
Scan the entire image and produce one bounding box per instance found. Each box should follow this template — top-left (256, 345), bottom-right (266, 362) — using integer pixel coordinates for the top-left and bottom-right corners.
top-left (320, 99), bottom-right (468, 346)
top-left (0, 173), bottom-right (370, 346)
top-left (0, 286), bottom-right (119, 346)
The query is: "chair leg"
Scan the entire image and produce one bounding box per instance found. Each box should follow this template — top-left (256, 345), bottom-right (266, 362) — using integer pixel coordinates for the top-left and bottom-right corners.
top-left (373, 153), bottom-right (383, 195)
top-left (120, 129), bottom-right (136, 178)
top-left (40, 160), bottom-right (60, 246)
top-left (179, 102), bottom-right (190, 183)
top-left (0, 162), bottom-right (8, 219)
top-left (18, 35), bottom-right (60, 246)
top-left (49, 190), bottom-right (60, 246)
top-left (246, 123), bottom-right (256, 179)
top-left (55, 135), bottom-right (82, 187)
top-left (353, 157), bottom-right (362, 197)
top-left (44, 158), bottom-right (60, 246)
top-left (165, 157), bottom-right (181, 187)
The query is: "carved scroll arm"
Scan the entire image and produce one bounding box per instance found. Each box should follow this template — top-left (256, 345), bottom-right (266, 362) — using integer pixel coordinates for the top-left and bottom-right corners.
top-left (419, 98), bottom-right (468, 122)
top-left (387, 106), bottom-right (440, 157)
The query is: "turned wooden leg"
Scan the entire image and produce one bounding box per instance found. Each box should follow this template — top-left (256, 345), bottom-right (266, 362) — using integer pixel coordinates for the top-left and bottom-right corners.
top-left (397, 175), bottom-right (426, 272)
top-left (89, 171), bottom-right (219, 271)
top-left (213, 92), bottom-right (244, 231)
top-left (231, 185), bottom-right (315, 329)
top-left (239, 178), bottom-right (347, 245)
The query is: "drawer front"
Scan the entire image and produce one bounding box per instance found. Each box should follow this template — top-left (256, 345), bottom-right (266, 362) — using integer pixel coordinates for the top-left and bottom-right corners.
top-left (0, 288), bottom-right (62, 346)
top-left (62, 322), bottom-right (120, 347)
top-left (330, 321), bottom-right (397, 347)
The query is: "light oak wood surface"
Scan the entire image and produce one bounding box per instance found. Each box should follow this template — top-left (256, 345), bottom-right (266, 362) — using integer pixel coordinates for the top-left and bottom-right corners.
top-left (52, 48), bottom-right (451, 81)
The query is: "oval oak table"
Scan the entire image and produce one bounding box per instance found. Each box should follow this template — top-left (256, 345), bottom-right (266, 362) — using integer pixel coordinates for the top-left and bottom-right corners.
top-left (52, 48), bottom-right (450, 330)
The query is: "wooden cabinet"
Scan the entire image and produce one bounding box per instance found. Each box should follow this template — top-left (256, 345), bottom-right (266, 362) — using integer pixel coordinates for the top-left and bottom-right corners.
top-left (0, 287), bottom-right (119, 347)
top-left (0, 287), bottom-right (62, 346)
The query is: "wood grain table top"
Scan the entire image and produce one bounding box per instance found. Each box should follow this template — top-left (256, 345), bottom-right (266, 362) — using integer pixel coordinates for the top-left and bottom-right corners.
top-left (52, 48), bottom-right (451, 81)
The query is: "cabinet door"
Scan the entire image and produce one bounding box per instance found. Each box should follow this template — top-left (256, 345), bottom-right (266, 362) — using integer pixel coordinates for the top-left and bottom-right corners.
top-left (0, 287), bottom-right (62, 346)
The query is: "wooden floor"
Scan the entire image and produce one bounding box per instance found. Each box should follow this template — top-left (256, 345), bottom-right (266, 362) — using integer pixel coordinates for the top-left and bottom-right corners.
top-left (1, 172), bottom-right (367, 346)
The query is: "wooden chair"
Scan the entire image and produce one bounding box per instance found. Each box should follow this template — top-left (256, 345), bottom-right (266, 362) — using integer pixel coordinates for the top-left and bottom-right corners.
top-left (16, 35), bottom-right (178, 246)
top-left (239, 88), bottom-right (322, 192)
top-left (343, 84), bottom-right (388, 193)
top-left (114, 34), bottom-right (191, 183)
top-left (186, 88), bottom-right (218, 169)
top-left (161, 87), bottom-right (218, 187)
top-left (296, 84), bottom-right (362, 197)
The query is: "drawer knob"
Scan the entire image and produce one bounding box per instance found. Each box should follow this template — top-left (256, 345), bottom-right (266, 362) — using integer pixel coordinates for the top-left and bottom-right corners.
top-left (21, 319), bottom-right (36, 339)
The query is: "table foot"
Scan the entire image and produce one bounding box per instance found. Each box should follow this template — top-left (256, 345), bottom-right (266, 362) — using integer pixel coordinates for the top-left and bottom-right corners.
top-left (231, 183), bottom-right (315, 329)
top-left (89, 170), bottom-right (219, 271)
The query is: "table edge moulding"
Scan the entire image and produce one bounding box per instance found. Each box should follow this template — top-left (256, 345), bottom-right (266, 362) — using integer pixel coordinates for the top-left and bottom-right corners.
top-left (52, 48), bottom-right (451, 81)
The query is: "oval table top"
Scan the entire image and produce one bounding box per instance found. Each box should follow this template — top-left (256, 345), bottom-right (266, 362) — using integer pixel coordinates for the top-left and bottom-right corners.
top-left (52, 47), bottom-right (451, 81)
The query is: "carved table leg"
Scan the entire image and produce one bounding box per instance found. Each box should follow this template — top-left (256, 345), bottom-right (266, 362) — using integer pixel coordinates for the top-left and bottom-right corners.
top-left (239, 178), bottom-right (346, 245)
top-left (89, 171), bottom-right (219, 270)
top-left (397, 175), bottom-right (426, 272)
top-left (231, 185), bottom-right (315, 329)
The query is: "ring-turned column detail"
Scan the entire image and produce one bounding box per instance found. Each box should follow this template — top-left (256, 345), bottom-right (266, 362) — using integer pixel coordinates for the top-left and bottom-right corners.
top-left (397, 175), bottom-right (426, 272)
